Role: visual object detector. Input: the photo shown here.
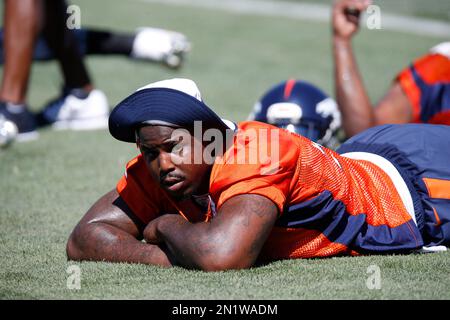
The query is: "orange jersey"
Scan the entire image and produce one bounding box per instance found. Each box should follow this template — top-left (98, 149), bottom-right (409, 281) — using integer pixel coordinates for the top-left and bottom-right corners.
top-left (397, 47), bottom-right (450, 124)
top-left (117, 121), bottom-right (422, 261)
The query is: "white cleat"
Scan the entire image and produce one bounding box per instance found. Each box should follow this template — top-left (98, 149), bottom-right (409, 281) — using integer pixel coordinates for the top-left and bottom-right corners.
top-left (40, 89), bottom-right (109, 131)
top-left (130, 27), bottom-right (191, 68)
top-left (0, 116), bottom-right (18, 148)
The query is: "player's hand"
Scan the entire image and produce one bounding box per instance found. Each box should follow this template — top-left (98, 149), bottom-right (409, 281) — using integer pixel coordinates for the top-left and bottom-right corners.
top-left (143, 214), bottom-right (183, 244)
top-left (332, 0), bottom-right (372, 40)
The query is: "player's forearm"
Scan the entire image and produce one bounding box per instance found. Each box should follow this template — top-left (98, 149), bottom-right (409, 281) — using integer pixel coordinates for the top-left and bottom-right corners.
top-left (154, 217), bottom-right (215, 270)
top-left (153, 216), bottom-right (242, 271)
top-left (333, 37), bottom-right (374, 137)
top-left (66, 221), bottom-right (173, 267)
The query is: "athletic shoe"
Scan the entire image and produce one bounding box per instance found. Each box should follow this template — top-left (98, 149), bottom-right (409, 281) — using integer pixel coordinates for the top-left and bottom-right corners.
top-left (38, 88), bottom-right (109, 130)
top-left (130, 27), bottom-right (191, 68)
top-left (0, 117), bottom-right (18, 148)
top-left (0, 101), bottom-right (39, 142)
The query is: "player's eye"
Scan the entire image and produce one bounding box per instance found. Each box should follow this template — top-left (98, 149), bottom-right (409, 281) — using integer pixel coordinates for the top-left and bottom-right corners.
top-left (141, 146), bottom-right (158, 161)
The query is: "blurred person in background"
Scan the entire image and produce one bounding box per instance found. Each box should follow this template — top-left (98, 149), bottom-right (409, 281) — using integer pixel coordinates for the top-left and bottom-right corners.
top-left (0, 0), bottom-right (190, 143)
top-left (0, 27), bottom-right (190, 69)
top-left (0, 0), bottom-right (107, 140)
top-left (332, 0), bottom-right (450, 138)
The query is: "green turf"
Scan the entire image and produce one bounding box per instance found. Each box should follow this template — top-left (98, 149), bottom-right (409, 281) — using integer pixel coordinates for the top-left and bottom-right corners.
top-left (1, 0), bottom-right (449, 300)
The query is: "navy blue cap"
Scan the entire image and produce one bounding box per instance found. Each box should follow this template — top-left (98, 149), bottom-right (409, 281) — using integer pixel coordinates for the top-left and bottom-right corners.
top-left (109, 86), bottom-right (229, 143)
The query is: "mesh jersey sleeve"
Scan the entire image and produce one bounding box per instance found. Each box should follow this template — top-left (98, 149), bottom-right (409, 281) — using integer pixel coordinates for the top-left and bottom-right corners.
top-left (116, 155), bottom-right (172, 225)
top-left (209, 121), bottom-right (299, 214)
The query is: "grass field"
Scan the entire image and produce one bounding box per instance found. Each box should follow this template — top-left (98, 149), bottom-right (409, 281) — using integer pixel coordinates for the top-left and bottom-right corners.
top-left (1, 0), bottom-right (450, 300)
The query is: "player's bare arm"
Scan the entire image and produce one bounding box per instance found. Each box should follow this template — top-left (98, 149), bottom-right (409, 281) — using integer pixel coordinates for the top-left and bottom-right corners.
top-left (373, 81), bottom-right (413, 124)
top-left (66, 189), bottom-right (173, 267)
top-left (332, 0), bottom-right (413, 137)
top-left (144, 194), bottom-right (278, 271)
top-left (333, 0), bottom-right (374, 137)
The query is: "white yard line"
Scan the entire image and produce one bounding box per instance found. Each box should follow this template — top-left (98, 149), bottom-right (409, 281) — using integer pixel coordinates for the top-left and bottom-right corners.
top-left (138, 0), bottom-right (450, 38)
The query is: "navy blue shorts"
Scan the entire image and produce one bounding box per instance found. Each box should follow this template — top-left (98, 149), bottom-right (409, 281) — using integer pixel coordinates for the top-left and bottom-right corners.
top-left (337, 124), bottom-right (450, 247)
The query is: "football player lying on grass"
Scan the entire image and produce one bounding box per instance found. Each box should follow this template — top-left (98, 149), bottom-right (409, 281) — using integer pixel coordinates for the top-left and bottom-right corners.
top-left (67, 78), bottom-right (450, 271)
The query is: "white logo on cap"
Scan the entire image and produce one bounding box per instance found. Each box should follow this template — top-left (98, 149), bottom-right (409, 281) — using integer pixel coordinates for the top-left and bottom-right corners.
top-left (137, 78), bottom-right (203, 101)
